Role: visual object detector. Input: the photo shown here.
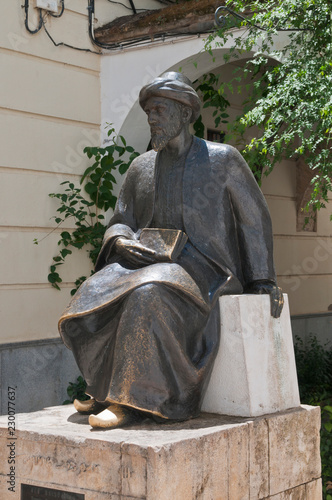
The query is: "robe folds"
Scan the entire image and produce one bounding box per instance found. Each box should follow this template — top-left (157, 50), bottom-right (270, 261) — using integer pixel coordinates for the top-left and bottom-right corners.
top-left (59, 137), bottom-right (276, 421)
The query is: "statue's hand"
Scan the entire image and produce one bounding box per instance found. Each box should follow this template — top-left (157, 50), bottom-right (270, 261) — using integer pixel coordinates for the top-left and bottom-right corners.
top-left (245, 280), bottom-right (284, 319)
top-left (115, 238), bottom-right (157, 266)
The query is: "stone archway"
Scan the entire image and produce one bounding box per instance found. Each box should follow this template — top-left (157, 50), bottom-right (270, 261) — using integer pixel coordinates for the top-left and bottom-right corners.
top-left (116, 45), bottom-right (255, 152)
top-left (100, 29), bottom-right (269, 150)
top-left (100, 29), bottom-right (289, 200)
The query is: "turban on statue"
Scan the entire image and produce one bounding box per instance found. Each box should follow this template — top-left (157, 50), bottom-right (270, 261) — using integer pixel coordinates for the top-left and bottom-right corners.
top-left (139, 72), bottom-right (201, 123)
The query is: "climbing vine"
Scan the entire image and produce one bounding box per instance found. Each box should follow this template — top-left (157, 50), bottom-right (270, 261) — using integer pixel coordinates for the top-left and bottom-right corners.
top-left (34, 126), bottom-right (139, 295)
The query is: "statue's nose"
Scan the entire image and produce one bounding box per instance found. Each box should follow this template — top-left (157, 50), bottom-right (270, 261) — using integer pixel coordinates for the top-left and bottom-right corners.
top-left (148, 113), bottom-right (156, 125)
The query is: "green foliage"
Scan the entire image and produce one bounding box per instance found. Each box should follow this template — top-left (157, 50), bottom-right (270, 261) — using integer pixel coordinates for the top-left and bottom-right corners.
top-left (205, 0), bottom-right (332, 217)
top-left (63, 376), bottom-right (89, 405)
top-left (193, 71), bottom-right (266, 181)
top-left (322, 403), bottom-right (332, 500)
top-left (294, 335), bottom-right (332, 499)
top-left (34, 126), bottom-right (139, 295)
top-left (193, 73), bottom-right (230, 138)
top-left (294, 335), bottom-right (332, 403)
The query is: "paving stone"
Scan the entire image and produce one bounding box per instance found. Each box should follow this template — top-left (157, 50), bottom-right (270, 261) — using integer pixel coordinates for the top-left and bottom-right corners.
top-left (267, 479), bottom-right (322, 500)
top-left (147, 429), bottom-right (229, 500)
top-left (228, 423), bottom-right (250, 499)
top-left (268, 405), bottom-right (321, 495)
top-left (305, 478), bottom-right (323, 499)
top-left (268, 483), bottom-right (306, 499)
top-left (121, 443), bottom-right (147, 498)
top-left (249, 418), bottom-right (269, 499)
top-left (0, 405), bottom-right (322, 500)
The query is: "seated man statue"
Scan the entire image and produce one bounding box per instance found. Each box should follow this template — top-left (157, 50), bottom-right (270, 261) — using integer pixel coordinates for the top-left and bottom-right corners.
top-left (59, 72), bottom-right (283, 429)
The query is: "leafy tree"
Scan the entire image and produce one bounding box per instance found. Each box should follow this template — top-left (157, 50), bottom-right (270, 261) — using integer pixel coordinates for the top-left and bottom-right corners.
top-left (193, 72), bottom-right (230, 138)
top-left (205, 0), bottom-right (332, 219)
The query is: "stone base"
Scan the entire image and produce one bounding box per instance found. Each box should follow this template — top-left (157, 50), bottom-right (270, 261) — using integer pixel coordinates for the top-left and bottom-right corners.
top-left (203, 294), bottom-right (300, 417)
top-left (0, 404), bottom-right (321, 500)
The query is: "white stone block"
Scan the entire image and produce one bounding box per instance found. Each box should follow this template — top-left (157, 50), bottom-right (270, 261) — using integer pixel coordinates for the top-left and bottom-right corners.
top-left (202, 294), bottom-right (301, 417)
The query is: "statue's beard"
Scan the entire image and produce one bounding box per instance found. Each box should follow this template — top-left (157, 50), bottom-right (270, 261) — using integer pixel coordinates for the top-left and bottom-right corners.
top-left (151, 132), bottom-right (170, 152)
top-left (150, 122), bottom-right (182, 152)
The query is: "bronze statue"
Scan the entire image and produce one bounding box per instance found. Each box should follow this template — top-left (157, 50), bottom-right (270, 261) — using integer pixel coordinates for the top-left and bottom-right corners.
top-left (59, 72), bottom-right (283, 429)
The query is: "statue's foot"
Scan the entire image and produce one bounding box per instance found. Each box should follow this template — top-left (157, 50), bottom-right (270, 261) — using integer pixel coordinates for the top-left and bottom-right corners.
top-left (73, 398), bottom-right (107, 415)
top-left (88, 405), bottom-right (138, 429)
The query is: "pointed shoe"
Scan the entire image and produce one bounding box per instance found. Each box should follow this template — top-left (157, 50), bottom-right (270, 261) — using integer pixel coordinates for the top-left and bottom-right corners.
top-left (73, 398), bottom-right (107, 415)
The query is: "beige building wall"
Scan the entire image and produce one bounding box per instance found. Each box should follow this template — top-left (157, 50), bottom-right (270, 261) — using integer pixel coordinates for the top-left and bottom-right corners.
top-left (262, 163), bottom-right (332, 318)
top-left (0, 1), bottom-right (106, 345)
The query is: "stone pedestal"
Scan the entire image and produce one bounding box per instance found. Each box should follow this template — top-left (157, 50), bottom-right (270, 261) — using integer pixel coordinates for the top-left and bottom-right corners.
top-left (0, 404), bottom-right (321, 499)
top-left (202, 294), bottom-right (300, 417)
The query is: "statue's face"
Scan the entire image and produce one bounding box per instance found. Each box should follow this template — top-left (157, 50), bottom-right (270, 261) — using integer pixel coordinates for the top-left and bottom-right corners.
top-left (144, 97), bottom-right (184, 151)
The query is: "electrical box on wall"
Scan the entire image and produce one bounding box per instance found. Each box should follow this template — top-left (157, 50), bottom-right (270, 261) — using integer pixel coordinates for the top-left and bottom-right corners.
top-left (36, 0), bottom-right (58, 13)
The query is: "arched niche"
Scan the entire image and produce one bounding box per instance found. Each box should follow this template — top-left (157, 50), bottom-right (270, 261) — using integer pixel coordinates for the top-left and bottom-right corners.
top-left (116, 46), bottom-right (255, 152)
top-left (100, 29), bottom-right (269, 147)
top-left (100, 30), bottom-right (288, 201)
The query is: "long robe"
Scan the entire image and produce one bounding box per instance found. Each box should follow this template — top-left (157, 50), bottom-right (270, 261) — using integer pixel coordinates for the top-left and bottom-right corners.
top-left (59, 137), bottom-right (276, 420)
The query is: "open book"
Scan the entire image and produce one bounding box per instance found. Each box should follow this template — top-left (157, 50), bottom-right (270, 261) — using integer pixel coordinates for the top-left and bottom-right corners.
top-left (139, 228), bottom-right (188, 262)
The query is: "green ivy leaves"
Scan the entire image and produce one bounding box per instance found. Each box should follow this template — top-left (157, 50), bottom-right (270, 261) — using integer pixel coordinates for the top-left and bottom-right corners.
top-left (37, 125), bottom-right (139, 294)
top-left (63, 376), bottom-right (89, 404)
